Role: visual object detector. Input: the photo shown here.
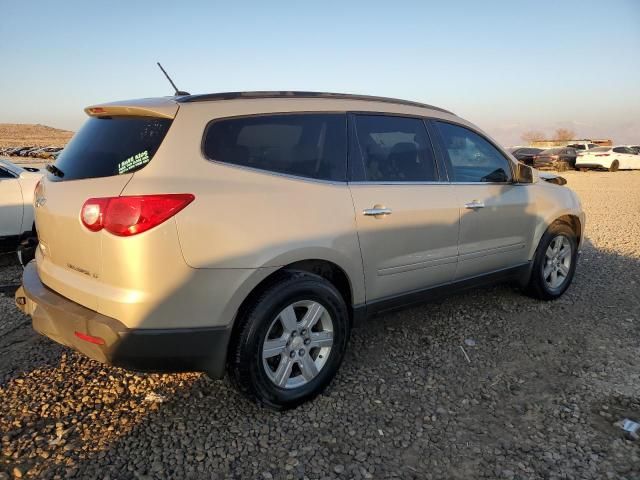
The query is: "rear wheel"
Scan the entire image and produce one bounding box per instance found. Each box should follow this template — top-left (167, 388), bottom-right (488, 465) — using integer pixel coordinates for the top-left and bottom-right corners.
top-left (227, 271), bottom-right (350, 410)
top-left (526, 222), bottom-right (578, 300)
top-left (609, 160), bottom-right (619, 172)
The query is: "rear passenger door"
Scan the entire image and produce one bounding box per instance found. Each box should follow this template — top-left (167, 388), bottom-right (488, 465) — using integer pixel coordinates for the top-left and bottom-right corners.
top-left (348, 114), bottom-right (459, 302)
top-left (431, 120), bottom-right (534, 280)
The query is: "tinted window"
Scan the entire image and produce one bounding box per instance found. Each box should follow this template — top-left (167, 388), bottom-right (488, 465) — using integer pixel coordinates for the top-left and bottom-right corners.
top-left (588, 144), bottom-right (599, 149)
top-left (354, 115), bottom-right (437, 181)
top-left (52, 117), bottom-right (172, 181)
top-left (591, 147), bottom-right (610, 152)
top-left (203, 114), bottom-right (347, 181)
top-left (435, 122), bottom-right (512, 182)
top-left (613, 147), bottom-right (626, 153)
top-left (0, 167), bottom-right (14, 179)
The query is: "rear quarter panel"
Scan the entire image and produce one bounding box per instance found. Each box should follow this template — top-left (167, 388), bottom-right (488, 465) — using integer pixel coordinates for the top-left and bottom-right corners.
top-left (120, 100), bottom-right (368, 305)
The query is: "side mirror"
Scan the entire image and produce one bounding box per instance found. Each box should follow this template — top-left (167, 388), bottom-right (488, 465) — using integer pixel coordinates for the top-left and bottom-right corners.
top-left (515, 162), bottom-right (535, 184)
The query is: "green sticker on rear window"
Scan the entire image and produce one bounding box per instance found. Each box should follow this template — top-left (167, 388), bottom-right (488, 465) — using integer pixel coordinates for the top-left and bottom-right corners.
top-left (118, 150), bottom-right (150, 174)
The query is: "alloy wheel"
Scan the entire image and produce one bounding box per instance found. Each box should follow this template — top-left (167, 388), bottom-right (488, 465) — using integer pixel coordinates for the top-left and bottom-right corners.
top-left (262, 300), bottom-right (334, 389)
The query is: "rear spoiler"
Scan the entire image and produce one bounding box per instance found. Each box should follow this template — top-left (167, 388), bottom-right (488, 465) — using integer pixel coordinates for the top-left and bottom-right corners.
top-left (84, 97), bottom-right (179, 119)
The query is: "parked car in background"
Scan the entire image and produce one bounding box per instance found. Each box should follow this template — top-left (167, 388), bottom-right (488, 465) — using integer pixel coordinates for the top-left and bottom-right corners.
top-left (576, 146), bottom-right (640, 171)
top-left (16, 91), bottom-right (585, 409)
top-left (0, 159), bottom-right (42, 261)
top-left (14, 146), bottom-right (35, 157)
top-left (35, 147), bottom-right (63, 159)
top-left (508, 147), bottom-right (544, 166)
top-left (567, 142), bottom-right (599, 151)
top-left (533, 147), bottom-right (577, 171)
top-left (4, 147), bottom-right (23, 156)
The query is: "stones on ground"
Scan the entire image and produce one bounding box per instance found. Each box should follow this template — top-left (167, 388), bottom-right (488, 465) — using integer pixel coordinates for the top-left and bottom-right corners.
top-left (0, 172), bottom-right (640, 477)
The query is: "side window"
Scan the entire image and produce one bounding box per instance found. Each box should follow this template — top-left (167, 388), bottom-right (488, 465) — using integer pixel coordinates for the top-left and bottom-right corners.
top-left (353, 115), bottom-right (437, 182)
top-left (0, 167), bottom-right (15, 179)
top-left (203, 114), bottom-right (347, 181)
top-left (612, 147), bottom-right (625, 154)
top-left (435, 121), bottom-right (513, 183)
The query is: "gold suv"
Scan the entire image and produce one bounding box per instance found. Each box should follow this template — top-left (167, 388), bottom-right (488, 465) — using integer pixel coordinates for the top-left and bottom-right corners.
top-left (16, 92), bottom-right (585, 409)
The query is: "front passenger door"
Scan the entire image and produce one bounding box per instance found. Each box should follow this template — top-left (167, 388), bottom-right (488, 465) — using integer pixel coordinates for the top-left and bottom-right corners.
top-left (432, 121), bottom-right (535, 280)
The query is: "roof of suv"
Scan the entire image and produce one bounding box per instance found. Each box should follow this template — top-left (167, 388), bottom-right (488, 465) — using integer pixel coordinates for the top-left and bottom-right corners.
top-left (86, 91), bottom-right (454, 118)
top-left (176, 91), bottom-right (455, 114)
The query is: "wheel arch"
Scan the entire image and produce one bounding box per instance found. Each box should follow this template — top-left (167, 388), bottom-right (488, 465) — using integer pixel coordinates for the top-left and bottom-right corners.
top-left (234, 258), bottom-right (355, 322)
top-left (529, 210), bottom-right (584, 260)
top-left (226, 258), bottom-right (357, 365)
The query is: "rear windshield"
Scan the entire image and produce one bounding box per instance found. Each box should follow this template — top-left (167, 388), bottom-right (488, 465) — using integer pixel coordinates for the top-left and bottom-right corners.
top-left (541, 148), bottom-right (562, 154)
top-left (51, 116), bottom-right (172, 181)
top-left (590, 146), bottom-right (610, 152)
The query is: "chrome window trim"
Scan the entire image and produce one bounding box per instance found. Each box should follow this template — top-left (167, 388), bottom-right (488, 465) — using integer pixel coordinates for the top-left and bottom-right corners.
top-left (348, 181), bottom-right (446, 186)
top-left (348, 180), bottom-right (517, 186)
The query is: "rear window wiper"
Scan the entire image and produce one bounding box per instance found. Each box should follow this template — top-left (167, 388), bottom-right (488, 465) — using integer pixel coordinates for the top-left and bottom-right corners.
top-left (46, 164), bottom-right (65, 178)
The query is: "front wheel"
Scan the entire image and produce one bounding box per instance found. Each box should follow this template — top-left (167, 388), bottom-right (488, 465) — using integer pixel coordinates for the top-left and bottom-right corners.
top-left (526, 222), bottom-right (578, 300)
top-left (227, 271), bottom-right (350, 410)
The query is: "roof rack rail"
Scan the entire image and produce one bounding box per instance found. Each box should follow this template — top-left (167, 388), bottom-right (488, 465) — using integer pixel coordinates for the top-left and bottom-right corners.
top-left (176, 91), bottom-right (454, 115)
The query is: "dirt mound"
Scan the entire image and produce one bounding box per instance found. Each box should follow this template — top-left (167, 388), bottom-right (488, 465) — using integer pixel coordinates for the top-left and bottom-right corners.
top-left (0, 123), bottom-right (74, 148)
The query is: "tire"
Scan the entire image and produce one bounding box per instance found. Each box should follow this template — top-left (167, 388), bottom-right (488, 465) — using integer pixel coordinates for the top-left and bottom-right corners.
top-left (525, 222), bottom-right (578, 300)
top-left (227, 271), bottom-right (350, 410)
top-left (609, 160), bottom-right (619, 172)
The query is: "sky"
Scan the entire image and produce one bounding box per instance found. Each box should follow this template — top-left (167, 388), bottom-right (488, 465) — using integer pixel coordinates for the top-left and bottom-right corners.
top-left (1, 0), bottom-right (639, 146)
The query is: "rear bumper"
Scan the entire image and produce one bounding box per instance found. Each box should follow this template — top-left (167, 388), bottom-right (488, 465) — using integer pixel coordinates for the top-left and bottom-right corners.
top-left (15, 262), bottom-right (230, 378)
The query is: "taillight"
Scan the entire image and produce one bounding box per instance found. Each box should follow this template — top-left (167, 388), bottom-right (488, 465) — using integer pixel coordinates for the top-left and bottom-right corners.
top-left (81, 198), bottom-right (109, 232)
top-left (80, 194), bottom-right (194, 236)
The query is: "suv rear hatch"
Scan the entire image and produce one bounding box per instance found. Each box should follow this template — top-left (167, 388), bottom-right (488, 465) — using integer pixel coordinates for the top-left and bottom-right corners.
top-left (35, 102), bottom-right (176, 310)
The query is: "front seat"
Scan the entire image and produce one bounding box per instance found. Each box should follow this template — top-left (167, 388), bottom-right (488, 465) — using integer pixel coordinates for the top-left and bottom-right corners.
top-left (388, 142), bottom-right (423, 180)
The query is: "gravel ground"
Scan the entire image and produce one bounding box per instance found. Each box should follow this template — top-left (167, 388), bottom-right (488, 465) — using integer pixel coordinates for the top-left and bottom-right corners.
top-left (1, 171), bottom-right (639, 479)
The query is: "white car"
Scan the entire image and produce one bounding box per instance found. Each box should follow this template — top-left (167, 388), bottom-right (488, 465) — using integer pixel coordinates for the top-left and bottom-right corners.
top-left (0, 159), bottom-right (42, 256)
top-left (566, 141), bottom-right (600, 151)
top-left (575, 146), bottom-right (640, 171)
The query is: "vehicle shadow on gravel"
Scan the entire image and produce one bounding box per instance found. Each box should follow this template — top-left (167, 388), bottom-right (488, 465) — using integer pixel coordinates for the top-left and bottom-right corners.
top-left (2, 239), bottom-right (639, 479)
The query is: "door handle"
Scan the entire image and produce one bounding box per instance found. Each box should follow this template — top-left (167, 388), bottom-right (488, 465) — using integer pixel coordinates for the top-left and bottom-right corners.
top-left (464, 200), bottom-right (485, 209)
top-left (363, 206), bottom-right (392, 217)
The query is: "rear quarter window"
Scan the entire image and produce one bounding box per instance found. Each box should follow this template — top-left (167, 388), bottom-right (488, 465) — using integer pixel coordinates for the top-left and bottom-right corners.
top-left (203, 113), bottom-right (347, 181)
top-left (52, 117), bottom-right (172, 181)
